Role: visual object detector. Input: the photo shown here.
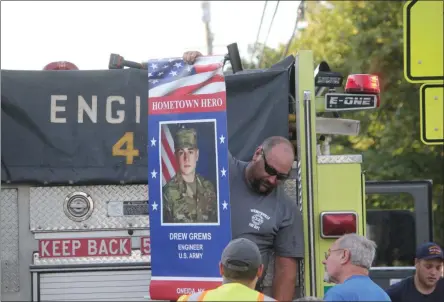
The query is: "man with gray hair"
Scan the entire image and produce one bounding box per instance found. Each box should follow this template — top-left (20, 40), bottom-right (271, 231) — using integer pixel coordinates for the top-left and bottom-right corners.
top-left (322, 233), bottom-right (391, 301)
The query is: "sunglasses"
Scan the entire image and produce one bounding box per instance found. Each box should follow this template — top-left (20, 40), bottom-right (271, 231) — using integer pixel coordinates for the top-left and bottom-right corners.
top-left (261, 149), bottom-right (290, 181)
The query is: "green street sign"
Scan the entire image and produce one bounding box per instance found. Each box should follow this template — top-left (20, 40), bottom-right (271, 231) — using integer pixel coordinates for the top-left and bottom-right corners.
top-left (403, 0), bottom-right (444, 83)
top-left (420, 84), bottom-right (444, 145)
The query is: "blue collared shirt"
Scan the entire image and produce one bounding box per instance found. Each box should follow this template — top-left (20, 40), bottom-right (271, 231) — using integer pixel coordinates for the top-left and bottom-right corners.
top-left (324, 275), bottom-right (391, 301)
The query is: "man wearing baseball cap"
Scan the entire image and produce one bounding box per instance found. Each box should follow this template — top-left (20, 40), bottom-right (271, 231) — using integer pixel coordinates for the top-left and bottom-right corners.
top-left (386, 242), bottom-right (444, 302)
top-left (177, 238), bottom-right (276, 301)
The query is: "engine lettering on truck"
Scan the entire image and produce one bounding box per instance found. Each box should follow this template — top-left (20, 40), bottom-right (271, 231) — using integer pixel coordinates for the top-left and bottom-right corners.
top-left (39, 237), bottom-right (131, 258)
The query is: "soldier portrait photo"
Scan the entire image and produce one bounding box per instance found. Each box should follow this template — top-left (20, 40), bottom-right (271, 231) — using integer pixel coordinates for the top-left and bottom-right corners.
top-left (160, 121), bottom-right (219, 225)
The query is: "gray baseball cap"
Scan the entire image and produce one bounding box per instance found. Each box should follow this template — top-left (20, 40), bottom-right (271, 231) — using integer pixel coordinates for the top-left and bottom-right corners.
top-left (221, 238), bottom-right (262, 272)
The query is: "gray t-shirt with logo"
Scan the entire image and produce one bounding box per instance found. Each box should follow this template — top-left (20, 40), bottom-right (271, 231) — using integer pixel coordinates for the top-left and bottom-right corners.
top-left (228, 153), bottom-right (304, 285)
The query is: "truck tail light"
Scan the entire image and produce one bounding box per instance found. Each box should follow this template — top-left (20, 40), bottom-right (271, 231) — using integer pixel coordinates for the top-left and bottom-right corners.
top-left (320, 212), bottom-right (358, 238)
top-left (345, 74), bottom-right (380, 94)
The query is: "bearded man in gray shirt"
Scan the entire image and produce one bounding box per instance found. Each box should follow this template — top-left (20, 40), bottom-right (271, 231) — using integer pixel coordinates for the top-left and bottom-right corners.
top-left (183, 51), bottom-right (304, 301)
top-left (228, 136), bottom-right (303, 301)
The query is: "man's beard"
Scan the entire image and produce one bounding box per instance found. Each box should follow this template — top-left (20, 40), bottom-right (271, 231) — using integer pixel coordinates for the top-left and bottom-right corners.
top-left (250, 178), bottom-right (274, 195)
top-left (323, 270), bottom-right (338, 284)
top-left (323, 271), bottom-right (332, 283)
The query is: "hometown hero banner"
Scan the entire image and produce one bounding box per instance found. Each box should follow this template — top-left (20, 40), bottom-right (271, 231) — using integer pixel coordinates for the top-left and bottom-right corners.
top-left (147, 56), bottom-right (232, 300)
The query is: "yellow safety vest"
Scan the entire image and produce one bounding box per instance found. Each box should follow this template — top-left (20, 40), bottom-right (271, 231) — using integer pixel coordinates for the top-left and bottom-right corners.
top-left (177, 283), bottom-right (276, 301)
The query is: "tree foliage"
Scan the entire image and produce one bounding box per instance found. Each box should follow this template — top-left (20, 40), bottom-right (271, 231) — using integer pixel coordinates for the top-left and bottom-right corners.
top-left (248, 1), bottom-right (444, 245)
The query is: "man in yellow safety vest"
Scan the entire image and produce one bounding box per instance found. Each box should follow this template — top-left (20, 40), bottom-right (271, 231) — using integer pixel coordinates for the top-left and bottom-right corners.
top-left (178, 238), bottom-right (276, 301)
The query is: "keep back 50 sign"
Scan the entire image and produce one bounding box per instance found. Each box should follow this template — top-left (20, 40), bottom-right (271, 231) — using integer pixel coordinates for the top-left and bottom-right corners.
top-left (38, 236), bottom-right (151, 258)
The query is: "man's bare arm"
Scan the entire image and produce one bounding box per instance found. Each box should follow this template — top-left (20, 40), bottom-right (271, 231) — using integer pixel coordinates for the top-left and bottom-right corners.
top-left (273, 256), bottom-right (298, 301)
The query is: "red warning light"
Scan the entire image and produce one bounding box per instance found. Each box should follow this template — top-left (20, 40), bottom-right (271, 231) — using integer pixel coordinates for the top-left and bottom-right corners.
top-left (321, 212), bottom-right (358, 238)
top-left (345, 74), bottom-right (380, 94)
top-left (43, 61), bottom-right (79, 71)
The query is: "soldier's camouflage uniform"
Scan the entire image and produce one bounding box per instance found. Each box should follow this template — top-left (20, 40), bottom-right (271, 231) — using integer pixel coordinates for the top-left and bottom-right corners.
top-left (162, 127), bottom-right (218, 223)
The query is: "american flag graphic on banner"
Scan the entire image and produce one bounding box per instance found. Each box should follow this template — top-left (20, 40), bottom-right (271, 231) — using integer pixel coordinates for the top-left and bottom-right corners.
top-left (148, 57), bottom-right (226, 186)
top-left (159, 124), bottom-right (177, 186)
top-left (147, 56), bottom-right (225, 97)
top-left (147, 55), bottom-right (232, 301)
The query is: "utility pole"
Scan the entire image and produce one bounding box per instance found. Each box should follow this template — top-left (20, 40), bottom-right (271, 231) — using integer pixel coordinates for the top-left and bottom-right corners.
top-left (201, 1), bottom-right (213, 55)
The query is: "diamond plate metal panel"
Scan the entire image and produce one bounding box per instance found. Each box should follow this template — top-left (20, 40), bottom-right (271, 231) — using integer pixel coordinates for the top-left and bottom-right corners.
top-left (283, 164), bottom-right (297, 205)
top-left (283, 179), bottom-right (297, 204)
top-left (318, 155), bottom-right (362, 164)
top-left (0, 189), bottom-right (20, 292)
top-left (30, 185), bottom-right (149, 232)
top-left (33, 250), bottom-right (150, 266)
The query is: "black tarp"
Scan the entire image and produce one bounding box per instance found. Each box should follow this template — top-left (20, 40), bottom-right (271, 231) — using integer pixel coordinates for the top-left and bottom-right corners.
top-left (1, 57), bottom-right (294, 185)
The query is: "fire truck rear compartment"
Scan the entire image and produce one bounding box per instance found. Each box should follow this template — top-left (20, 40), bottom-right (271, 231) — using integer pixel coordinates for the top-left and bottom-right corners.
top-left (33, 266), bottom-right (150, 301)
top-left (0, 184), bottom-right (155, 301)
top-left (1, 179), bottom-right (297, 301)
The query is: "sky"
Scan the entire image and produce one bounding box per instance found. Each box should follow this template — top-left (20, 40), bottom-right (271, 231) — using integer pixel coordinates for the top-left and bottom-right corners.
top-left (1, 0), bottom-right (301, 70)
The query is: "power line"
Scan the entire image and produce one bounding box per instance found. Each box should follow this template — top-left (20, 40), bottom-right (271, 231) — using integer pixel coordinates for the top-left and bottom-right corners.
top-left (262, 1), bottom-right (280, 49)
top-left (281, 1), bottom-right (305, 59)
top-left (249, 1), bottom-right (269, 65)
top-left (258, 0), bottom-right (280, 67)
